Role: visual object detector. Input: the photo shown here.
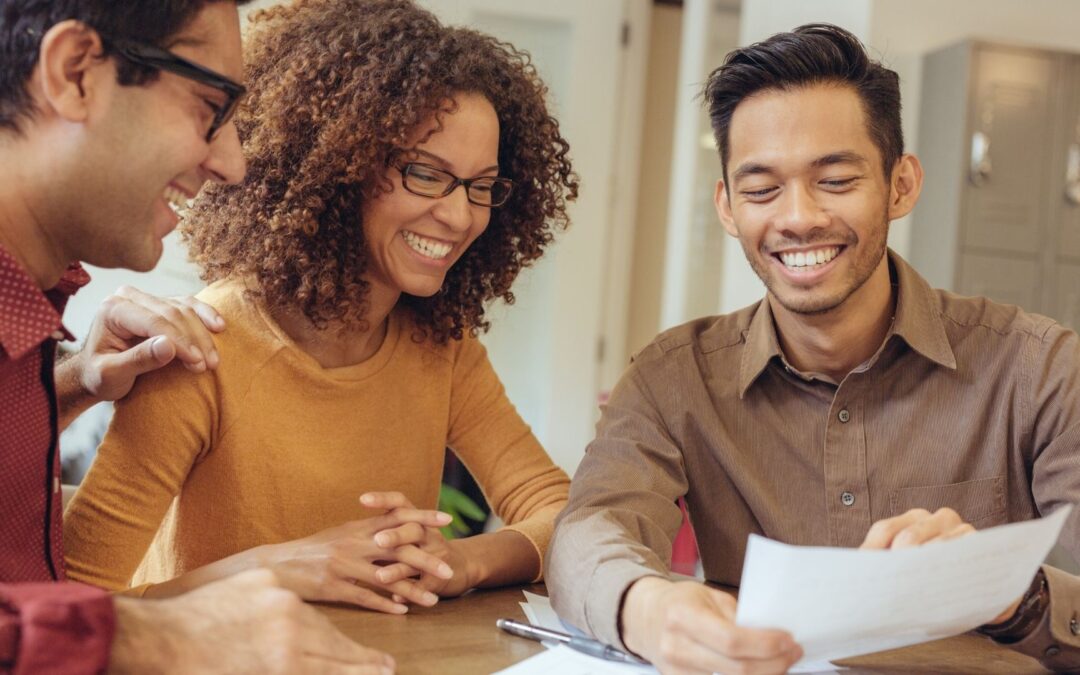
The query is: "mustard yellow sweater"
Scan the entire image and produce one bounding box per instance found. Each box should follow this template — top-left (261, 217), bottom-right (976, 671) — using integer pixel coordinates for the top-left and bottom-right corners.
top-left (63, 280), bottom-right (570, 591)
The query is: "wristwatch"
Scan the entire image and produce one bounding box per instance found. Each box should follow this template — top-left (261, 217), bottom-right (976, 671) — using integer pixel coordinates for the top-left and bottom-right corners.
top-left (977, 569), bottom-right (1049, 644)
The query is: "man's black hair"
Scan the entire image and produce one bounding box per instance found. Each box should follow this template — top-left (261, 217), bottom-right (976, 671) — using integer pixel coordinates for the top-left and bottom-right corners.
top-left (703, 23), bottom-right (903, 183)
top-left (0, 0), bottom-right (252, 132)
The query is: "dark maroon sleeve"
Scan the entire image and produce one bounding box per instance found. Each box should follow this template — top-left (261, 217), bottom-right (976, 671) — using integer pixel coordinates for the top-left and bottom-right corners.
top-left (0, 582), bottom-right (115, 675)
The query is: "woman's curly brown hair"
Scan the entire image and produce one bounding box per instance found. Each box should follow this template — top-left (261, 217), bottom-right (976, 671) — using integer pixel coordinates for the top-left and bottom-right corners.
top-left (183, 0), bottom-right (578, 343)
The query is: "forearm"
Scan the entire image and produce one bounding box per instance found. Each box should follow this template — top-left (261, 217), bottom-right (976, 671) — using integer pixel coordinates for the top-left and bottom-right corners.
top-left (141, 547), bottom-right (265, 599)
top-left (546, 504), bottom-right (675, 647)
top-left (452, 529), bottom-right (540, 590)
top-left (109, 597), bottom-right (174, 673)
top-left (55, 353), bottom-right (97, 430)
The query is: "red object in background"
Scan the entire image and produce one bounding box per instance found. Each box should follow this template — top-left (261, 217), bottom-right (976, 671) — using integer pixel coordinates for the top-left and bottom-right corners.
top-left (670, 497), bottom-right (699, 576)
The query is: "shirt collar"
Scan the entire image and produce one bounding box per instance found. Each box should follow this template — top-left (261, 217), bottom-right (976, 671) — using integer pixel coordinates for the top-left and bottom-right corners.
top-left (887, 250), bottom-right (957, 371)
top-left (0, 243), bottom-right (89, 359)
top-left (737, 249), bottom-right (957, 398)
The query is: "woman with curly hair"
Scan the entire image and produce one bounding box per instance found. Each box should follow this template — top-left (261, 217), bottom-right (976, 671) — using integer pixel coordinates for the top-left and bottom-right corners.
top-left (63, 0), bottom-right (578, 613)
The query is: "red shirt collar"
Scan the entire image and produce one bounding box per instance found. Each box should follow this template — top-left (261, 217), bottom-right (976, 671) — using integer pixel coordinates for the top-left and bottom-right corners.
top-left (0, 244), bottom-right (90, 359)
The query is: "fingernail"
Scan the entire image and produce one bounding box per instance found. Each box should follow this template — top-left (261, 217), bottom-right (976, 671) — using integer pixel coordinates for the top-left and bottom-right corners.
top-left (394, 604), bottom-right (408, 614)
top-left (375, 534), bottom-right (390, 547)
top-left (436, 512), bottom-right (453, 524)
top-left (190, 345), bottom-right (204, 362)
top-left (208, 350), bottom-right (220, 368)
top-left (150, 336), bottom-right (171, 360)
top-left (438, 563), bottom-right (452, 578)
top-left (423, 592), bottom-right (438, 605)
top-left (360, 494), bottom-right (375, 505)
top-left (376, 569), bottom-right (390, 582)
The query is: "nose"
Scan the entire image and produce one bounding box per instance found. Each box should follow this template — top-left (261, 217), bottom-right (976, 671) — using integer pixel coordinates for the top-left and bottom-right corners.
top-left (201, 122), bottom-right (247, 185)
top-left (774, 182), bottom-right (830, 237)
top-left (432, 183), bottom-right (475, 233)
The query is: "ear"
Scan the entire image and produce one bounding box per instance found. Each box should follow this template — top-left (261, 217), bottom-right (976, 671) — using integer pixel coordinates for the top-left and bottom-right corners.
top-left (34, 20), bottom-right (109, 125)
top-left (887, 153), bottom-right (924, 220)
top-left (714, 178), bottom-right (739, 238)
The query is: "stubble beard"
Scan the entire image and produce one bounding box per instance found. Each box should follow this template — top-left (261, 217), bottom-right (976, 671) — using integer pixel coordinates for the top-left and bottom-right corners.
top-left (740, 211), bottom-right (890, 317)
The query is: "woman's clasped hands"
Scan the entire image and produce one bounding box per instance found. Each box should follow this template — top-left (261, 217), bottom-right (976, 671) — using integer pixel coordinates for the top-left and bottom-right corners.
top-left (251, 491), bottom-right (470, 614)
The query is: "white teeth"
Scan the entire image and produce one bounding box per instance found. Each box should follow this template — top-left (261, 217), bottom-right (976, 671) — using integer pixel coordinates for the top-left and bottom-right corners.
top-left (163, 186), bottom-right (189, 215)
top-left (779, 246), bottom-right (840, 269)
top-left (401, 231), bottom-right (453, 260)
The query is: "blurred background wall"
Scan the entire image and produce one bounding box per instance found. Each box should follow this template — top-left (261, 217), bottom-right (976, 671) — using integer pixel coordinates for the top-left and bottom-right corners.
top-left (62, 0), bottom-right (1080, 474)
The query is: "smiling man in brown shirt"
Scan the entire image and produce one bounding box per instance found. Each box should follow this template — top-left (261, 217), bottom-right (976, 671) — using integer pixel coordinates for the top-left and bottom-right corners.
top-left (547, 23), bottom-right (1080, 675)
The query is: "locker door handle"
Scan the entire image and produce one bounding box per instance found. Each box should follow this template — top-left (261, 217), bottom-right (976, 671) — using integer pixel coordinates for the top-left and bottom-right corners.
top-left (970, 131), bottom-right (992, 187)
top-left (1066, 144), bottom-right (1080, 206)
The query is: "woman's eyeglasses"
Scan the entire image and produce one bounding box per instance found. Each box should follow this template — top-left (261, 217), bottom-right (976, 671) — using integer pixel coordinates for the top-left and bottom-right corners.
top-left (396, 162), bottom-right (514, 208)
top-left (104, 36), bottom-right (246, 142)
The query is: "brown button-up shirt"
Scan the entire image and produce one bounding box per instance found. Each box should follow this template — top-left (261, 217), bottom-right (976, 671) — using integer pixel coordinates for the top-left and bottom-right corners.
top-left (548, 251), bottom-right (1080, 670)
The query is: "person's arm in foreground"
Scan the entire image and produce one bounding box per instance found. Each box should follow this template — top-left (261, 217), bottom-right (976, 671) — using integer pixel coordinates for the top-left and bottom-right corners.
top-left (1, 571), bottom-right (394, 675)
top-left (546, 354), bottom-right (802, 675)
top-left (55, 286), bottom-right (225, 430)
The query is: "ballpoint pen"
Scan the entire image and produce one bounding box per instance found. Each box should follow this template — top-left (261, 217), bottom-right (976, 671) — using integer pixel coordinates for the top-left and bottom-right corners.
top-left (496, 617), bottom-right (651, 666)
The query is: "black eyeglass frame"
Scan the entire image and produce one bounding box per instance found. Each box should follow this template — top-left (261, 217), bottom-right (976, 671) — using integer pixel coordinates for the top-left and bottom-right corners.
top-left (102, 36), bottom-right (246, 142)
top-left (396, 162), bottom-right (514, 208)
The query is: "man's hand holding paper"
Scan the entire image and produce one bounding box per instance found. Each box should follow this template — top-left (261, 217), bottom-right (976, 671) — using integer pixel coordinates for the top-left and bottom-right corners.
top-left (620, 576), bottom-right (802, 675)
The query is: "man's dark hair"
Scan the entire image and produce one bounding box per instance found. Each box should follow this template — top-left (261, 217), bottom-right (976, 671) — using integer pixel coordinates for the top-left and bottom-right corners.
top-left (703, 23), bottom-right (903, 183)
top-left (0, 0), bottom-right (252, 133)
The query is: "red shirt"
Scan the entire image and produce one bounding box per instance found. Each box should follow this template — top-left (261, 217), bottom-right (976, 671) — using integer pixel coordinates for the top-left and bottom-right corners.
top-left (0, 244), bottom-right (114, 674)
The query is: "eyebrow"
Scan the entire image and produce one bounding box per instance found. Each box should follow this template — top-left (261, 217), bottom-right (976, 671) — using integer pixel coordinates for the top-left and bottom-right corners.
top-left (810, 151), bottom-right (870, 170)
top-left (730, 151), bottom-right (870, 183)
top-left (414, 149), bottom-right (499, 175)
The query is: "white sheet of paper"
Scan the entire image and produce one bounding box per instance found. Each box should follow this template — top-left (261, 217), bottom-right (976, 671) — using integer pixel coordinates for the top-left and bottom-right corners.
top-left (493, 645), bottom-right (645, 675)
top-left (522, 591), bottom-right (565, 631)
top-left (735, 506), bottom-right (1072, 666)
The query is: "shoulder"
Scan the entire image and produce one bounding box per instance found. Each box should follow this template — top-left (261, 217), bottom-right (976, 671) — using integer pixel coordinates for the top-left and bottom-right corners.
top-left (935, 289), bottom-right (1062, 343)
top-left (631, 303), bottom-right (759, 366)
top-left (195, 280), bottom-right (284, 360)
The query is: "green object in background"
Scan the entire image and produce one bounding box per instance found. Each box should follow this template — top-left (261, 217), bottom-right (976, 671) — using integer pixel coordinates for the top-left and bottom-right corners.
top-left (438, 484), bottom-right (487, 539)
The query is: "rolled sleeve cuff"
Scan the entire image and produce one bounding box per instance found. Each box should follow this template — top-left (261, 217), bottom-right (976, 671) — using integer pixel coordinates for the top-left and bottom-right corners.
top-left (1003, 565), bottom-right (1080, 671)
top-left (0, 582), bottom-right (115, 675)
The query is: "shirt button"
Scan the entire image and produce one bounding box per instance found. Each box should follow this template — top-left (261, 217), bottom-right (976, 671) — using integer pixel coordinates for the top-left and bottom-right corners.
top-left (841, 491), bottom-right (856, 506)
top-left (1046, 646), bottom-right (1061, 658)
top-left (838, 409), bottom-right (851, 423)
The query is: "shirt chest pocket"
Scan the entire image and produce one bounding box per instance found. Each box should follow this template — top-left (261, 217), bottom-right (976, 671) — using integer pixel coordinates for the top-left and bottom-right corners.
top-left (889, 476), bottom-right (1008, 529)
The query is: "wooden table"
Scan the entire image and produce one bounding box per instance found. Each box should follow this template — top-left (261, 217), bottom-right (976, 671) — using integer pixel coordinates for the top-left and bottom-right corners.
top-left (319, 585), bottom-right (1050, 674)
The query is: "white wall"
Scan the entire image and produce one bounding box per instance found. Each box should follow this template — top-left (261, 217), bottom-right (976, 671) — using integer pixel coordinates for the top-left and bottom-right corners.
top-left (659, 0), bottom-right (741, 329)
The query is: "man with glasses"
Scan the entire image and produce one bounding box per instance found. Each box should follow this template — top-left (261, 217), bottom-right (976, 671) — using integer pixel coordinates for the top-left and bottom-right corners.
top-left (0, 1), bottom-right (393, 673)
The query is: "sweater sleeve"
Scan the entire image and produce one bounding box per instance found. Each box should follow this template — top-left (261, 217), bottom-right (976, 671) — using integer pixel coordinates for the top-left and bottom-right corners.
top-left (0, 582), bottom-right (114, 675)
top-left (62, 361), bottom-right (217, 592)
top-left (445, 336), bottom-right (570, 579)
